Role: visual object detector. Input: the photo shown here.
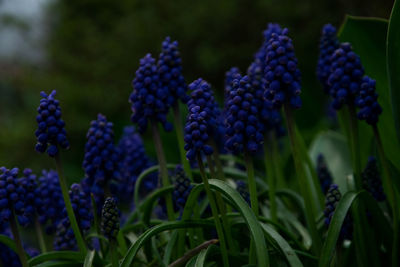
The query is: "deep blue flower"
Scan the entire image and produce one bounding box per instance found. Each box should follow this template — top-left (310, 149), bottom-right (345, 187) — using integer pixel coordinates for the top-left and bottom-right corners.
top-left (130, 53), bottom-right (173, 133)
top-left (54, 184), bottom-right (92, 250)
top-left (324, 184), bottom-right (352, 240)
top-left (224, 75), bottom-right (264, 154)
top-left (355, 76), bottom-right (382, 125)
top-left (157, 37), bottom-right (189, 105)
top-left (172, 165), bottom-right (193, 212)
top-left (254, 23), bottom-right (283, 68)
top-left (82, 114), bottom-right (120, 208)
top-left (116, 126), bottom-right (155, 202)
top-left (236, 180), bottom-right (250, 205)
top-left (225, 67), bottom-right (241, 99)
top-left (35, 90), bottom-right (69, 157)
top-left (316, 154), bottom-right (333, 195)
top-left (264, 28), bottom-right (302, 109)
top-left (317, 24), bottom-right (339, 93)
top-left (101, 197), bottom-right (120, 239)
top-left (38, 170), bottom-right (65, 234)
top-left (17, 169), bottom-right (43, 227)
top-left (362, 157), bottom-right (385, 202)
top-left (0, 167), bottom-right (25, 225)
top-left (327, 43), bottom-right (364, 110)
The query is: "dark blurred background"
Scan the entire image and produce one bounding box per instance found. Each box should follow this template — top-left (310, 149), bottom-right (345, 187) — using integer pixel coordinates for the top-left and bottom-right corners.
top-left (0, 0), bottom-right (393, 180)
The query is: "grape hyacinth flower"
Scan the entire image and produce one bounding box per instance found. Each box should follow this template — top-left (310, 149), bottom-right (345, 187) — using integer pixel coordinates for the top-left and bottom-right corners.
top-left (327, 43), bottom-right (364, 110)
top-left (264, 28), bottom-right (302, 109)
top-left (317, 24), bottom-right (339, 93)
top-left (254, 23), bottom-right (283, 70)
top-left (316, 154), bottom-right (333, 195)
top-left (0, 167), bottom-right (25, 225)
top-left (157, 37), bottom-right (189, 105)
top-left (224, 67), bottom-right (241, 99)
top-left (130, 53), bottom-right (173, 133)
top-left (324, 184), bottom-right (352, 240)
top-left (235, 181), bottom-right (250, 205)
top-left (101, 197), bottom-right (120, 239)
top-left (172, 165), bottom-right (193, 213)
top-left (17, 169), bottom-right (42, 227)
top-left (35, 90), bottom-right (69, 157)
top-left (224, 75), bottom-right (264, 154)
top-left (362, 157), bottom-right (386, 202)
top-left (38, 170), bottom-right (65, 234)
top-left (355, 76), bottom-right (382, 125)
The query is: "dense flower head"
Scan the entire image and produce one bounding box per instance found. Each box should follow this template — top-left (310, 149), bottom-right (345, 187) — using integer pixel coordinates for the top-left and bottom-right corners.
top-left (130, 53), bottom-right (173, 133)
top-left (17, 169), bottom-right (42, 227)
top-left (327, 43), bottom-right (365, 110)
top-left (224, 75), bottom-right (264, 154)
top-left (254, 23), bottom-right (283, 67)
top-left (264, 28), bottom-right (302, 109)
top-left (172, 165), bottom-right (193, 212)
top-left (236, 180), bottom-right (250, 205)
top-left (355, 76), bottom-right (382, 125)
top-left (0, 167), bottom-right (25, 225)
top-left (35, 90), bottom-right (69, 157)
top-left (38, 170), bottom-right (65, 234)
top-left (317, 24), bottom-right (339, 93)
top-left (116, 126), bottom-right (154, 202)
top-left (316, 154), bottom-right (333, 195)
top-left (324, 184), bottom-right (352, 239)
top-left (362, 157), bottom-right (385, 202)
top-left (82, 114), bottom-right (120, 192)
top-left (101, 197), bottom-right (120, 239)
top-left (158, 37), bottom-right (189, 104)
top-left (53, 218), bottom-right (77, 251)
top-left (184, 105), bottom-right (214, 160)
top-left (225, 67), bottom-right (241, 99)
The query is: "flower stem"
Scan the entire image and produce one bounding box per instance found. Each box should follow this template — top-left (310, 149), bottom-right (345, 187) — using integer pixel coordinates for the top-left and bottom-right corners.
top-left (244, 151), bottom-right (259, 216)
top-left (271, 133), bottom-right (286, 189)
top-left (173, 104), bottom-right (193, 180)
top-left (151, 120), bottom-right (175, 221)
top-left (210, 139), bottom-right (226, 181)
top-left (110, 239), bottom-right (119, 267)
top-left (264, 137), bottom-right (277, 224)
top-left (197, 153), bottom-right (229, 267)
top-left (54, 153), bottom-right (87, 253)
top-left (206, 155), bottom-right (235, 252)
top-left (347, 105), bottom-right (362, 189)
top-left (283, 103), bottom-right (321, 255)
top-left (9, 209), bottom-right (28, 267)
top-left (35, 216), bottom-right (47, 253)
top-left (91, 193), bottom-right (105, 257)
top-left (372, 125), bottom-right (400, 267)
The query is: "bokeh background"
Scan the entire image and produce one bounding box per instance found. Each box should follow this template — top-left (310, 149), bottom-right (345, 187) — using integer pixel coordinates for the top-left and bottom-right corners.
top-left (0, 0), bottom-right (393, 181)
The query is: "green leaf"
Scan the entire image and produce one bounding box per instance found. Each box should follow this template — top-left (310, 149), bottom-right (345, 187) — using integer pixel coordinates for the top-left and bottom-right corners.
top-left (261, 223), bottom-right (304, 267)
top-left (0, 234), bottom-right (29, 258)
top-left (120, 220), bottom-right (214, 267)
top-left (208, 179), bottom-right (269, 267)
top-left (387, 0), bottom-right (400, 141)
top-left (338, 15), bottom-right (400, 172)
top-left (33, 262), bottom-right (83, 267)
top-left (83, 250), bottom-right (95, 267)
top-left (141, 185), bottom-right (174, 225)
top-left (162, 230), bottom-right (179, 265)
top-left (194, 245), bottom-right (218, 267)
top-left (29, 251), bottom-right (84, 266)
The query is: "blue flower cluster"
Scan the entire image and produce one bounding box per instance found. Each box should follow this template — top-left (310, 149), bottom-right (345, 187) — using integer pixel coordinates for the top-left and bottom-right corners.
top-left (116, 126), bottom-right (154, 202)
top-left (324, 184), bottom-right (352, 240)
top-left (0, 167), bottom-right (25, 225)
top-left (316, 154), bottom-right (333, 195)
top-left (317, 24), bottom-right (339, 93)
top-left (225, 75), bottom-right (264, 154)
top-left (254, 23), bottom-right (283, 68)
top-left (54, 184), bottom-right (92, 250)
top-left (172, 165), bottom-right (193, 212)
top-left (362, 157), bottom-right (385, 202)
top-left (225, 67), bottom-right (241, 98)
top-left (82, 114), bottom-right (120, 208)
top-left (38, 170), bottom-right (65, 234)
top-left (35, 90), bottom-right (69, 157)
top-left (327, 43), bottom-right (364, 110)
top-left (184, 105), bottom-right (214, 160)
top-left (264, 28), bottom-right (302, 109)
top-left (236, 180), bottom-right (250, 205)
top-left (130, 54), bottom-right (173, 133)
top-left (17, 169), bottom-right (42, 227)
top-left (355, 76), bottom-right (382, 125)
top-left (101, 197), bottom-right (120, 239)
top-left (158, 37), bottom-right (189, 105)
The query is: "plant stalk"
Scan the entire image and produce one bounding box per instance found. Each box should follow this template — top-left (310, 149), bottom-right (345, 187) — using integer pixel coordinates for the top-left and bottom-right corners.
top-left (196, 153), bottom-right (229, 267)
top-left (264, 137), bottom-right (278, 224)
top-left (9, 209), bottom-right (28, 267)
top-left (210, 139), bottom-right (226, 181)
top-left (151, 120), bottom-right (175, 221)
top-left (110, 240), bottom-right (119, 267)
top-left (54, 153), bottom-right (87, 253)
top-left (35, 216), bottom-right (47, 253)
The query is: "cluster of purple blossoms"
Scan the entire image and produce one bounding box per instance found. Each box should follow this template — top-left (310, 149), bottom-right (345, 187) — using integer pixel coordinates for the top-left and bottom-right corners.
top-left (362, 157), bottom-right (386, 202)
top-left (264, 28), bottom-right (302, 109)
top-left (0, 168), bottom-right (25, 226)
top-left (316, 154), bottom-right (333, 195)
top-left (172, 165), bottom-right (193, 212)
top-left (130, 54), bottom-right (173, 133)
top-left (35, 90), bottom-right (69, 157)
top-left (224, 67), bottom-right (241, 99)
top-left (355, 77), bottom-right (382, 125)
top-left (101, 197), bottom-right (120, 239)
